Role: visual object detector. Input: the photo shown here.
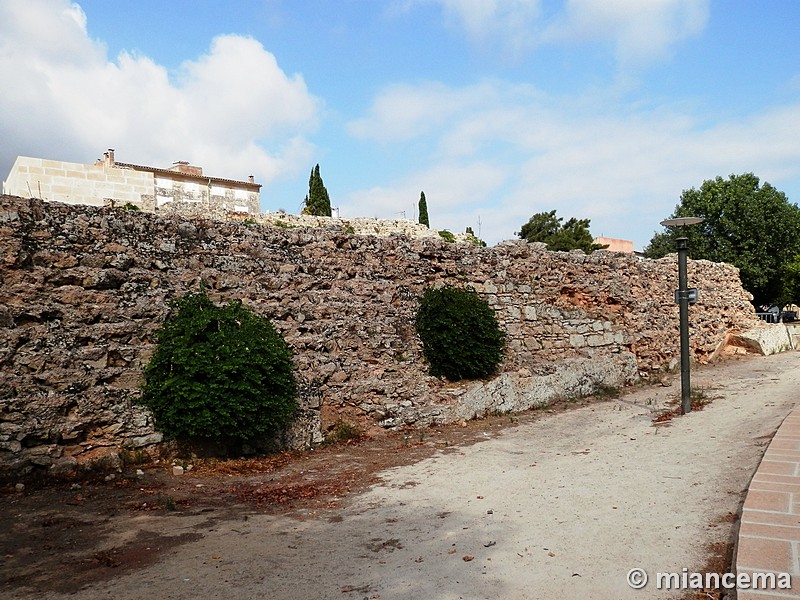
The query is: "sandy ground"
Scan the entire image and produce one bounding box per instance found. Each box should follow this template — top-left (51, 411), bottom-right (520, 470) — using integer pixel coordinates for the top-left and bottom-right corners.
top-left (4, 351), bottom-right (799, 600)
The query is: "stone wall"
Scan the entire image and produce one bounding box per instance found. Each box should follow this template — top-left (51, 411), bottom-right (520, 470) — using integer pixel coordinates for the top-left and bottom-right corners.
top-left (0, 196), bottom-right (762, 476)
top-left (252, 211), bottom-right (476, 242)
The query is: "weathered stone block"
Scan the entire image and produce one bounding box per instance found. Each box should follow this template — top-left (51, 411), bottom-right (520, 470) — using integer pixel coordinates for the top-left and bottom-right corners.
top-left (569, 334), bottom-right (586, 348)
top-left (728, 325), bottom-right (793, 356)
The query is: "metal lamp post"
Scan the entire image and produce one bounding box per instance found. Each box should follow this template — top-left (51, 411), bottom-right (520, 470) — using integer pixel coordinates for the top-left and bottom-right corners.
top-left (660, 217), bottom-right (705, 415)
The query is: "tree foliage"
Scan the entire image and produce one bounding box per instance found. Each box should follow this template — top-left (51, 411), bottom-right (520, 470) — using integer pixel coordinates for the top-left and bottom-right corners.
top-left (783, 254), bottom-right (800, 307)
top-left (517, 210), bottom-right (606, 253)
top-left (418, 191), bottom-right (430, 228)
top-left (139, 291), bottom-right (297, 449)
top-left (415, 286), bottom-right (506, 381)
top-left (302, 164), bottom-right (332, 217)
top-left (643, 173), bottom-right (800, 305)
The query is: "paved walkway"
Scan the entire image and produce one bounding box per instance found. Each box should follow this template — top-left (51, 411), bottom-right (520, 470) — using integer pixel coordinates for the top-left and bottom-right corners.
top-left (737, 406), bottom-right (800, 598)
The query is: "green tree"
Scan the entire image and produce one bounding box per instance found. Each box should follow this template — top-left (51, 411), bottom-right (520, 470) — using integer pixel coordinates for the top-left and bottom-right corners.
top-left (644, 173), bottom-right (800, 305)
top-left (517, 210), bottom-right (606, 253)
top-left (782, 254), bottom-right (800, 307)
top-left (302, 164), bottom-right (332, 217)
top-left (418, 191), bottom-right (430, 227)
top-left (139, 290), bottom-right (297, 451)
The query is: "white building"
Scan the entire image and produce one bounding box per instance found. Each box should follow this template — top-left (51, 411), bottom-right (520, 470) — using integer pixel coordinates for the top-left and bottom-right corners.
top-left (2, 148), bottom-right (261, 214)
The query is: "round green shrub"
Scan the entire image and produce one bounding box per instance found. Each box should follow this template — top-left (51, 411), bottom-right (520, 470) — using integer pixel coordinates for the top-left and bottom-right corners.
top-left (415, 285), bottom-right (506, 381)
top-left (139, 291), bottom-right (297, 448)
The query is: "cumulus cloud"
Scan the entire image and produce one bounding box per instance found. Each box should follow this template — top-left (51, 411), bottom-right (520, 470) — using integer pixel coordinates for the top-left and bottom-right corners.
top-left (0, 0), bottom-right (320, 187)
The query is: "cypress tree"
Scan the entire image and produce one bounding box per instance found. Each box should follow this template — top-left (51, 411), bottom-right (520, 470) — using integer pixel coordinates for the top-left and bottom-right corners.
top-left (418, 191), bottom-right (430, 227)
top-left (303, 164), bottom-right (332, 217)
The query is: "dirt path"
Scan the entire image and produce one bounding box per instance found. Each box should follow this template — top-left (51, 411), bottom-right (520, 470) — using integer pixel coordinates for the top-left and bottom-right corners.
top-left (3, 351), bottom-right (799, 600)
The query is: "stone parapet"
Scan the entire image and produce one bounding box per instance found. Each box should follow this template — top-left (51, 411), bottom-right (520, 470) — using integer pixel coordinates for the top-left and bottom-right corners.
top-left (256, 211), bottom-right (476, 242)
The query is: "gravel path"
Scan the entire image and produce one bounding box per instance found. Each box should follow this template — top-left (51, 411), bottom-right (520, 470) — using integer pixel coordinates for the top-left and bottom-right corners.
top-left (44, 351), bottom-right (800, 600)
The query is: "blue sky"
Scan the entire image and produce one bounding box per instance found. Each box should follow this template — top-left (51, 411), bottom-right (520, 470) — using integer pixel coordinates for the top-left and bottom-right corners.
top-left (2, 0), bottom-right (800, 249)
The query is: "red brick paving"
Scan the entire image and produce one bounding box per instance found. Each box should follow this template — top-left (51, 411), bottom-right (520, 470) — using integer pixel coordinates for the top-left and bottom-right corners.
top-left (736, 408), bottom-right (800, 598)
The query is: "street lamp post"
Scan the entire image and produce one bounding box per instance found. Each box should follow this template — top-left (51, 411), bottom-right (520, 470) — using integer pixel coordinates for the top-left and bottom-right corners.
top-left (676, 236), bottom-right (691, 414)
top-left (660, 217), bottom-right (705, 415)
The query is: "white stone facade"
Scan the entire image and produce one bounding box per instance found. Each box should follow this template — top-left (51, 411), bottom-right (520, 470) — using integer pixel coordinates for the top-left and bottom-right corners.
top-left (2, 149), bottom-right (260, 214)
top-left (2, 155), bottom-right (153, 208)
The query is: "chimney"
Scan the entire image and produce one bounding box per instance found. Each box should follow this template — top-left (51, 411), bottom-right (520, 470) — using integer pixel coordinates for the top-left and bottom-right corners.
top-left (248, 175), bottom-right (255, 184)
top-left (170, 161), bottom-right (203, 176)
top-left (105, 148), bottom-right (115, 167)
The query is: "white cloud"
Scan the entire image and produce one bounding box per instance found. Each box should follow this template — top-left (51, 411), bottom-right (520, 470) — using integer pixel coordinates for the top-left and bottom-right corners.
top-left (402, 0), bottom-right (709, 68)
top-left (395, 0), bottom-right (542, 56)
top-left (348, 81), bottom-right (486, 142)
top-left (0, 0), bottom-right (321, 188)
top-left (437, 0), bottom-right (542, 53)
top-left (178, 36), bottom-right (318, 142)
top-left (348, 80), bottom-right (543, 145)
top-left (544, 0), bottom-right (710, 67)
top-left (346, 79), bottom-right (800, 249)
top-left (342, 161), bottom-right (510, 223)
top-left (0, 0), bottom-right (100, 65)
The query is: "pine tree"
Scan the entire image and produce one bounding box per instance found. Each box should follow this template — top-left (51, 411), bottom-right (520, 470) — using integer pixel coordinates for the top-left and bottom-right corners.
top-left (517, 210), bottom-right (606, 253)
top-left (418, 191), bottom-right (430, 227)
top-left (303, 164), bottom-right (332, 217)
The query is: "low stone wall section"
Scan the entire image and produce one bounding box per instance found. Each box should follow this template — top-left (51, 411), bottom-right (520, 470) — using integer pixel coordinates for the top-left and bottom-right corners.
top-left (0, 196), bottom-right (762, 475)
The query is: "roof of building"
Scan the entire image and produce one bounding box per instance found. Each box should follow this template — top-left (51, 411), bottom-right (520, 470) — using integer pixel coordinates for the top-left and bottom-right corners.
top-left (115, 161), bottom-right (261, 190)
top-left (594, 236), bottom-right (635, 253)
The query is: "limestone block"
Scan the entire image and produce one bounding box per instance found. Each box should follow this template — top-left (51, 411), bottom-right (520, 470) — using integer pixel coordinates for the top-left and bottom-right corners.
top-left (454, 353), bottom-right (639, 421)
top-left (127, 433), bottom-right (164, 447)
top-left (523, 337), bottom-right (542, 351)
top-left (729, 325), bottom-right (793, 356)
top-left (569, 334), bottom-right (586, 348)
top-left (587, 334), bottom-right (606, 347)
top-left (506, 306), bottom-right (521, 320)
top-left (0, 440), bottom-right (22, 453)
top-left (50, 456), bottom-right (78, 475)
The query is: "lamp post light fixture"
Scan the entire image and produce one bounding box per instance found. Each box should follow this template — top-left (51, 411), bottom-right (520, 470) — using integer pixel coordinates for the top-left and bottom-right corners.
top-left (660, 216), bottom-right (705, 415)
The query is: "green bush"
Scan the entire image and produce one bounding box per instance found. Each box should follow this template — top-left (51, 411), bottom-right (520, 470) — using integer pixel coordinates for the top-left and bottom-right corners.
top-left (415, 286), bottom-right (506, 381)
top-left (139, 291), bottom-right (297, 449)
top-left (438, 230), bottom-right (456, 243)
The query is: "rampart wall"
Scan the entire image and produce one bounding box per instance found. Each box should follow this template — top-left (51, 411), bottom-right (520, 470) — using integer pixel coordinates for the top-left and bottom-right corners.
top-left (0, 195), bottom-right (761, 475)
